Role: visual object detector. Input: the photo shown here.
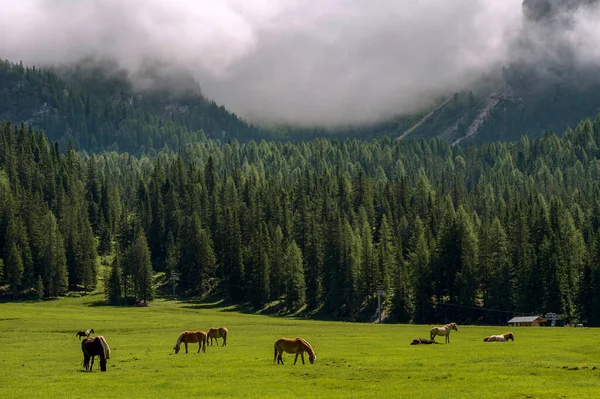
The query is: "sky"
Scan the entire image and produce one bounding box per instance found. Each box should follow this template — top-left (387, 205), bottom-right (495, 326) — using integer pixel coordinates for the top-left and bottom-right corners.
top-left (1, 0), bottom-right (599, 125)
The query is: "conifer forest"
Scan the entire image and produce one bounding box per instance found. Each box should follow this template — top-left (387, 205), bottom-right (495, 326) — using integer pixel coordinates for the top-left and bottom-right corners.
top-left (3, 114), bottom-right (600, 325)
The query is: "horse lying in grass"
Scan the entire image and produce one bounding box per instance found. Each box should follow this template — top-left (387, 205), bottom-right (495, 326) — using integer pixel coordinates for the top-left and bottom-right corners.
top-left (273, 337), bottom-right (316, 365)
top-left (484, 332), bottom-right (514, 342)
top-left (430, 322), bottom-right (458, 343)
top-left (81, 336), bottom-right (110, 372)
top-left (207, 327), bottom-right (228, 346)
top-left (173, 331), bottom-right (207, 354)
top-left (76, 329), bottom-right (94, 339)
top-left (410, 338), bottom-right (439, 345)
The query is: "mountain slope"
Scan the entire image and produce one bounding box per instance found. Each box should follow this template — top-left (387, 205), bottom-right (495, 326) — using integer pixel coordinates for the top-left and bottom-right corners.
top-left (0, 60), bottom-right (268, 153)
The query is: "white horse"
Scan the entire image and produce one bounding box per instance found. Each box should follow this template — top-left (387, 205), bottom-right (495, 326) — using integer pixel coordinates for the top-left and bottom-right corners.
top-left (430, 322), bottom-right (458, 343)
top-left (484, 332), bottom-right (514, 342)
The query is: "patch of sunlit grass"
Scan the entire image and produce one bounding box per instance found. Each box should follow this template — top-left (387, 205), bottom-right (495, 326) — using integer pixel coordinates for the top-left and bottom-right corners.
top-left (0, 295), bottom-right (599, 398)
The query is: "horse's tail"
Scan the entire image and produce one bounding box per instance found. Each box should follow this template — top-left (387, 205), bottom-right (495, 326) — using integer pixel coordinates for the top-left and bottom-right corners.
top-left (98, 336), bottom-right (110, 359)
top-left (202, 333), bottom-right (207, 353)
top-left (274, 342), bottom-right (278, 363)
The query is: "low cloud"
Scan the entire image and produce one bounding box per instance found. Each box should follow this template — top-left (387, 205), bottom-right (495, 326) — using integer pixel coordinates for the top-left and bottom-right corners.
top-left (0, 0), bottom-right (566, 125)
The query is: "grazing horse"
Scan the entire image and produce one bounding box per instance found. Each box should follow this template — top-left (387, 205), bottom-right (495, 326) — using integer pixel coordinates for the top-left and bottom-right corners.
top-left (207, 327), bottom-right (228, 346)
top-left (173, 331), bottom-right (207, 354)
top-left (410, 338), bottom-right (439, 345)
top-left (484, 332), bottom-right (514, 342)
top-left (273, 337), bottom-right (316, 365)
top-left (430, 322), bottom-right (458, 343)
top-left (76, 329), bottom-right (95, 339)
top-left (81, 336), bottom-right (110, 372)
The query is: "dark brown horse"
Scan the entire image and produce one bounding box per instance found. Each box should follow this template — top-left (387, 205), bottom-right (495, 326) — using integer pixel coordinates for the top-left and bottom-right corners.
top-left (410, 338), bottom-right (439, 345)
top-left (76, 329), bottom-right (94, 339)
top-left (274, 337), bottom-right (316, 365)
top-left (207, 327), bottom-right (228, 346)
top-left (81, 336), bottom-right (110, 372)
top-left (173, 331), bottom-right (207, 354)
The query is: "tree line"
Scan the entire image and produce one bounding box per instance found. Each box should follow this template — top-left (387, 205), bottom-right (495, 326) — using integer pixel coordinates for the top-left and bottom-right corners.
top-left (2, 118), bottom-right (600, 325)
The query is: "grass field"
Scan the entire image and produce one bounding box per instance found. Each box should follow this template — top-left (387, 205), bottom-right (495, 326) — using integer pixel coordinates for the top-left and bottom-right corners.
top-left (1, 294), bottom-right (599, 399)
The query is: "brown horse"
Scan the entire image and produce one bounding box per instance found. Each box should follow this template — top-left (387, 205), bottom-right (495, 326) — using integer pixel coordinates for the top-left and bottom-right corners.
top-left (410, 338), bottom-right (439, 345)
top-left (81, 335), bottom-right (110, 372)
top-left (484, 332), bottom-right (514, 342)
top-left (207, 327), bottom-right (228, 346)
top-left (273, 337), bottom-right (316, 365)
top-left (76, 329), bottom-right (94, 339)
top-left (173, 331), bottom-right (207, 354)
top-left (430, 322), bottom-right (458, 343)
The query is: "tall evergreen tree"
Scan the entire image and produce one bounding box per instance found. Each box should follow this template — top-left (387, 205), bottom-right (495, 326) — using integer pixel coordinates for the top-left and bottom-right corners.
top-left (283, 240), bottom-right (306, 310)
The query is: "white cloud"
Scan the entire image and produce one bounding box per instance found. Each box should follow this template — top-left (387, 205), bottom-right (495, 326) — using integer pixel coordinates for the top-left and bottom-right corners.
top-left (0, 0), bottom-right (530, 124)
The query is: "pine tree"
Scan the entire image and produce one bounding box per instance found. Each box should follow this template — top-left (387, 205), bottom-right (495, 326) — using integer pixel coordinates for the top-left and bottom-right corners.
top-left (106, 251), bottom-right (123, 305)
top-left (128, 232), bottom-right (154, 303)
top-left (304, 212), bottom-right (323, 309)
top-left (3, 217), bottom-right (28, 292)
top-left (5, 242), bottom-right (23, 292)
top-left (178, 212), bottom-right (216, 296)
top-left (39, 211), bottom-right (68, 297)
top-left (222, 208), bottom-right (245, 300)
top-left (283, 240), bottom-right (306, 310)
top-left (248, 223), bottom-right (270, 308)
top-left (270, 226), bottom-right (285, 300)
top-left (480, 218), bottom-right (511, 320)
top-left (407, 217), bottom-right (433, 323)
top-left (376, 214), bottom-right (395, 296)
top-left (454, 207), bottom-right (479, 319)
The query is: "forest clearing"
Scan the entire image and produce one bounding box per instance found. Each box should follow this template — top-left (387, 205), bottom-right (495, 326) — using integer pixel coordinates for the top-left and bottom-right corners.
top-left (0, 293), bottom-right (598, 399)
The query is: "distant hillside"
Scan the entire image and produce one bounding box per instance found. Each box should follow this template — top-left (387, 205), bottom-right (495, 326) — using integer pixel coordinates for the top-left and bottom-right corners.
top-left (394, 0), bottom-right (600, 144)
top-left (0, 60), bottom-right (269, 153)
top-left (392, 75), bottom-right (600, 145)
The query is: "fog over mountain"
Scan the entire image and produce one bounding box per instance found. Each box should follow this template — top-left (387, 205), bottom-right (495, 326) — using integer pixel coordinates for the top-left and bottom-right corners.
top-left (1, 0), bottom-right (600, 125)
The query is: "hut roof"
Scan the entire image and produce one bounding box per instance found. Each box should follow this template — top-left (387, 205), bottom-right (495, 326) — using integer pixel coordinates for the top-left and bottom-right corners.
top-left (508, 316), bottom-right (544, 323)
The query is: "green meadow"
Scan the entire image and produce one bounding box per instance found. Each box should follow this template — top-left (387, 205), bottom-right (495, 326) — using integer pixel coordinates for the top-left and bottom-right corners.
top-left (0, 294), bottom-right (598, 399)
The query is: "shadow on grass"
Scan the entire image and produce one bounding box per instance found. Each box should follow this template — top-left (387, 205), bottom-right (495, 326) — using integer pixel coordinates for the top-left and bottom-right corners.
top-left (180, 295), bottom-right (254, 314)
top-left (87, 292), bottom-right (368, 323)
top-left (179, 295), bottom-right (356, 322)
top-left (87, 301), bottom-right (150, 308)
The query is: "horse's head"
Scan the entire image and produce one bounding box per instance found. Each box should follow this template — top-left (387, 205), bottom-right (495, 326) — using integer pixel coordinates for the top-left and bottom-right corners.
top-left (309, 352), bottom-right (316, 364)
top-left (173, 344), bottom-right (180, 354)
top-left (507, 332), bottom-right (514, 341)
top-left (451, 323), bottom-right (458, 331)
top-left (100, 358), bottom-right (107, 372)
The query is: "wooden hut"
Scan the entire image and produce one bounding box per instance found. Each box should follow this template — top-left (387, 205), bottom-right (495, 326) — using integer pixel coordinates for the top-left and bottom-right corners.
top-left (507, 316), bottom-right (545, 327)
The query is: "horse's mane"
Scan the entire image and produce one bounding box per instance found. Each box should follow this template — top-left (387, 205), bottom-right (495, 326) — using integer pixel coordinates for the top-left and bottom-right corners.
top-left (175, 332), bottom-right (186, 348)
top-left (97, 336), bottom-right (110, 359)
top-left (297, 337), bottom-right (315, 356)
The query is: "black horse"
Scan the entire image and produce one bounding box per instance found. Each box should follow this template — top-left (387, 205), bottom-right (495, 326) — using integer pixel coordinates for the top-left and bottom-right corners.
top-left (410, 338), bottom-right (439, 345)
top-left (76, 329), bottom-right (95, 340)
top-left (81, 336), bottom-right (110, 372)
